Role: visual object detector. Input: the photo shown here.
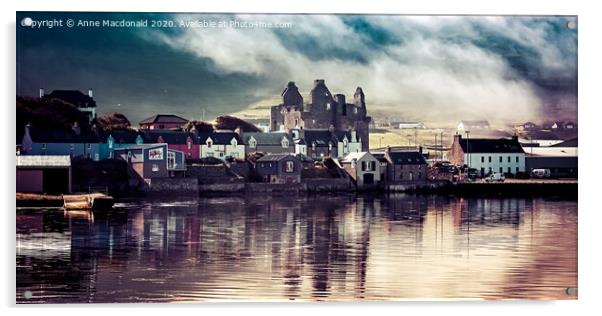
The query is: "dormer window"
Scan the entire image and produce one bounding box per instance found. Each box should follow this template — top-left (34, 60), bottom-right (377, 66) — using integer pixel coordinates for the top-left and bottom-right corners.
top-left (249, 137), bottom-right (257, 148)
top-left (187, 140), bottom-right (192, 150)
top-left (108, 137), bottom-right (114, 149)
top-left (326, 103), bottom-right (331, 111)
top-left (328, 142), bottom-right (333, 151)
top-left (230, 138), bottom-right (237, 146)
top-left (281, 137), bottom-right (289, 148)
top-left (206, 138), bottom-right (213, 148)
top-left (343, 138), bottom-right (348, 146)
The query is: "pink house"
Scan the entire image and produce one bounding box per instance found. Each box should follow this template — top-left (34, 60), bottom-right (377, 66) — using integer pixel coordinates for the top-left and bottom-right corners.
top-left (142, 130), bottom-right (199, 161)
top-left (139, 114), bottom-right (189, 130)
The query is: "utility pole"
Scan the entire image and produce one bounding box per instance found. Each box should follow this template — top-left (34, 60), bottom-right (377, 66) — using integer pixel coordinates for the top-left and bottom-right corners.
top-left (465, 130), bottom-right (471, 169)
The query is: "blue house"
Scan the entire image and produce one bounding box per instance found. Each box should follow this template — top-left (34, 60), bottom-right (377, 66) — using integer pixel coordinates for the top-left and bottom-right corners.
top-left (99, 130), bottom-right (144, 159)
top-left (114, 144), bottom-right (187, 179)
top-left (21, 124), bottom-right (101, 160)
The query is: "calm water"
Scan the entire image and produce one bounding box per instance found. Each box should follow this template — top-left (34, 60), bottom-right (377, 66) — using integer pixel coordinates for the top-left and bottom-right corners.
top-left (16, 194), bottom-right (577, 303)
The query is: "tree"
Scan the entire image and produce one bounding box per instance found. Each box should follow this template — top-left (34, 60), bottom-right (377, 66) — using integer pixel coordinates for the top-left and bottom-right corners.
top-left (214, 115), bottom-right (261, 132)
top-left (184, 120), bottom-right (214, 133)
top-left (95, 112), bottom-right (132, 131)
top-left (16, 96), bottom-right (89, 141)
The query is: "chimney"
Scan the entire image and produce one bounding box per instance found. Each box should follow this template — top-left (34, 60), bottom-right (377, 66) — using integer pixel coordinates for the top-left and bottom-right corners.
top-left (234, 126), bottom-right (242, 135)
top-left (314, 79), bottom-right (325, 87)
top-left (88, 88), bottom-right (93, 98)
top-left (39, 88), bottom-right (44, 98)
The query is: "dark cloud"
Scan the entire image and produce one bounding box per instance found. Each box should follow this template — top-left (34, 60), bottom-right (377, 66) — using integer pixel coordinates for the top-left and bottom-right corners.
top-left (16, 13), bottom-right (577, 124)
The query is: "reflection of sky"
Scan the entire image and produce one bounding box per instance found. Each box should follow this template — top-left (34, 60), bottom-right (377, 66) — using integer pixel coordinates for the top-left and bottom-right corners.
top-left (16, 13), bottom-right (577, 123)
top-left (16, 195), bottom-right (577, 302)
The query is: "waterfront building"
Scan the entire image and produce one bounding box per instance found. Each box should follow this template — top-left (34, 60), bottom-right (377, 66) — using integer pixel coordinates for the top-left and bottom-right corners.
top-left (377, 148), bottom-right (428, 182)
top-left (20, 124), bottom-right (101, 161)
top-left (339, 152), bottom-right (381, 188)
top-left (99, 129), bottom-right (144, 159)
top-left (448, 134), bottom-right (526, 177)
top-left (290, 129), bottom-right (362, 159)
top-left (142, 130), bottom-right (199, 161)
top-left (241, 132), bottom-right (295, 155)
top-left (197, 131), bottom-right (245, 160)
top-left (270, 80), bottom-right (371, 151)
top-left (391, 121), bottom-right (427, 129)
top-left (255, 153), bottom-right (302, 184)
top-left (16, 155), bottom-right (72, 194)
top-left (113, 143), bottom-right (186, 179)
top-left (138, 114), bottom-right (189, 130)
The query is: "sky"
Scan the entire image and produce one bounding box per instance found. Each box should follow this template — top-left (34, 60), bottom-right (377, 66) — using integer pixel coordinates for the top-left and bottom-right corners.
top-left (16, 12), bottom-right (578, 125)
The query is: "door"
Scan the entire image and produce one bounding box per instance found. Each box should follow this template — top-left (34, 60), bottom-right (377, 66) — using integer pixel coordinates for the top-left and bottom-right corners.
top-left (363, 173), bottom-right (374, 185)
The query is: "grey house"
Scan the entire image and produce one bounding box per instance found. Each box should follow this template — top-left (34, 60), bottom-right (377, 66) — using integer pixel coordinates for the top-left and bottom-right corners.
top-left (242, 132), bottom-right (295, 155)
top-left (382, 149), bottom-right (428, 182)
top-left (255, 154), bottom-right (302, 184)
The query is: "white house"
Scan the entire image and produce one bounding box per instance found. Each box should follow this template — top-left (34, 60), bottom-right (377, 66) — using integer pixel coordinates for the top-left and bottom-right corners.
top-left (339, 152), bottom-right (381, 188)
top-left (335, 130), bottom-right (362, 158)
top-left (457, 120), bottom-right (490, 131)
top-left (448, 134), bottom-right (526, 177)
top-left (393, 122), bottom-right (426, 129)
top-left (198, 132), bottom-right (245, 160)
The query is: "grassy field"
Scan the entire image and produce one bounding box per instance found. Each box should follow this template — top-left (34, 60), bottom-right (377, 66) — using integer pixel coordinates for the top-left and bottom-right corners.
top-left (369, 128), bottom-right (455, 150)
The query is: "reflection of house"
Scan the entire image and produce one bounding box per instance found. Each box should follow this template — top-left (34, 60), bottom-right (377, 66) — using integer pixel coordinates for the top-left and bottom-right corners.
top-left (339, 152), bottom-right (381, 188)
top-left (457, 120), bottom-right (490, 131)
top-left (255, 154), bottom-right (302, 183)
top-left (20, 124), bottom-right (101, 161)
top-left (113, 144), bottom-right (186, 179)
top-left (448, 134), bottom-right (525, 176)
top-left (138, 114), bottom-right (189, 130)
top-left (16, 155), bottom-right (71, 194)
top-left (142, 130), bottom-right (199, 161)
top-left (241, 132), bottom-right (295, 155)
top-left (381, 148), bottom-right (428, 182)
top-left (40, 88), bottom-right (97, 122)
top-left (197, 132), bottom-right (245, 160)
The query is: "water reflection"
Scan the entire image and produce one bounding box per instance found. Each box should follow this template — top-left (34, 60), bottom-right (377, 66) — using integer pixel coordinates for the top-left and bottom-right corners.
top-left (16, 194), bottom-right (577, 303)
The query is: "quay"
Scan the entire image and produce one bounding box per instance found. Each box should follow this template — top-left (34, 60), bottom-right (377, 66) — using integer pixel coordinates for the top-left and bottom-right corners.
top-left (17, 192), bottom-right (114, 210)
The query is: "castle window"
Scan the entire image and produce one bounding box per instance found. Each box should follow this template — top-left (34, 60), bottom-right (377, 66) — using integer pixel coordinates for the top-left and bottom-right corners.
top-left (354, 107), bottom-right (358, 114)
top-left (326, 103), bottom-right (331, 111)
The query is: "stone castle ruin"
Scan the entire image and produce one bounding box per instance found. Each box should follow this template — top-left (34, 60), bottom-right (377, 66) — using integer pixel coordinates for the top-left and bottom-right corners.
top-left (270, 80), bottom-right (371, 151)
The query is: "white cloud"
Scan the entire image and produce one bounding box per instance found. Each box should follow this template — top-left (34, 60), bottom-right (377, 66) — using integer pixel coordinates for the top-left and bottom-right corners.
top-left (151, 14), bottom-right (576, 123)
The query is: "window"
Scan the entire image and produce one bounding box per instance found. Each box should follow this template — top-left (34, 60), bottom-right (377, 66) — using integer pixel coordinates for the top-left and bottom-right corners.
top-left (187, 141), bottom-right (192, 150)
top-left (361, 161), bottom-right (367, 171)
top-left (282, 138), bottom-right (289, 148)
top-left (481, 156), bottom-right (484, 163)
top-left (481, 167), bottom-right (485, 175)
top-left (499, 167), bottom-right (503, 173)
top-left (516, 156), bottom-right (519, 163)
top-left (369, 161), bottom-right (376, 171)
top-left (207, 140), bottom-right (212, 148)
top-left (231, 138), bottom-right (237, 146)
top-left (285, 160), bottom-right (294, 173)
top-left (168, 151), bottom-right (176, 169)
top-left (108, 139), bottom-right (114, 149)
top-left (326, 103), bottom-right (331, 110)
top-left (219, 152), bottom-right (224, 157)
top-left (499, 156), bottom-right (502, 163)
top-left (507, 156), bottom-right (511, 163)
top-left (42, 143), bottom-right (46, 150)
top-left (508, 167), bottom-right (511, 174)
top-left (207, 152), bottom-right (214, 157)
top-left (70, 144), bottom-right (74, 150)
top-left (152, 164), bottom-right (159, 172)
top-left (488, 156), bottom-right (492, 163)
top-left (516, 167), bottom-right (519, 173)
top-left (249, 138), bottom-right (257, 148)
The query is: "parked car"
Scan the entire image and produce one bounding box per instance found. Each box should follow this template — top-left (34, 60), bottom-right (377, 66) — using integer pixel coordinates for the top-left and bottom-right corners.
top-left (485, 173), bottom-right (505, 182)
top-left (531, 169), bottom-right (551, 178)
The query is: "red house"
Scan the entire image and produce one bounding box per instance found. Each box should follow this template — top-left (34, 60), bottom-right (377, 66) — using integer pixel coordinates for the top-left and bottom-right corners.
top-left (142, 130), bottom-right (199, 161)
top-left (139, 114), bottom-right (189, 130)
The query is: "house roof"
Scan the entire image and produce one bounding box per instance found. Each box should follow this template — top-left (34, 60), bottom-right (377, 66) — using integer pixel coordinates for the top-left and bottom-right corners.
top-left (386, 151), bottom-right (427, 165)
top-left (522, 130), bottom-right (560, 140)
top-left (340, 152), bottom-right (375, 163)
top-left (142, 130), bottom-right (196, 144)
top-left (257, 153), bottom-right (298, 162)
top-left (45, 90), bottom-right (96, 108)
top-left (551, 137), bottom-right (578, 147)
top-left (100, 129), bottom-right (142, 143)
top-left (113, 144), bottom-right (167, 150)
top-left (29, 128), bottom-right (100, 143)
top-left (16, 155), bottom-right (71, 167)
top-left (303, 130), bottom-right (336, 146)
top-left (241, 132), bottom-right (292, 145)
top-left (197, 132), bottom-right (243, 145)
top-left (371, 152), bottom-right (388, 163)
top-left (332, 131), bottom-right (358, 142)
top-left (458, 137), bottom-right (524, 154)
top-left (139, 114), bottom-right (189, 125)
